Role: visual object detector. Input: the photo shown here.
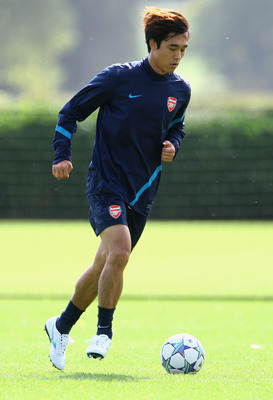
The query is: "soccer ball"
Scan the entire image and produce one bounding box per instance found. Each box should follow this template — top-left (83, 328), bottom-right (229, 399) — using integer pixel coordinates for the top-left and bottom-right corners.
top-left (160, 333), bottom-right (205, 374)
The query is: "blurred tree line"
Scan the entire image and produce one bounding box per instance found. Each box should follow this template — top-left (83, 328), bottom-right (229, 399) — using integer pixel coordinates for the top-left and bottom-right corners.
top-left (189, 0), bottom-right (273, 92)
top-left (0, 0), bottom-right (77, 100)
top-left (0, 0), bottom-right (273, 100)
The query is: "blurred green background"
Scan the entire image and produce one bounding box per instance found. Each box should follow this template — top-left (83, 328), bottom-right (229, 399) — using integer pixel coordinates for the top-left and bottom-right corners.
top-left (0, 0), bottom-right (273, 220)
top-left (1, 0), bottom-right (273, 99)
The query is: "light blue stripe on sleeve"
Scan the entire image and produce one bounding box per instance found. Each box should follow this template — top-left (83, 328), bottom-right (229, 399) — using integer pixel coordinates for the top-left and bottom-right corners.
top-left (129, 165), bottom-right (162, 207)
top-left (56, 124), bottom-right (72, 139)
top-left (168, 111), bottom-right (185, 128)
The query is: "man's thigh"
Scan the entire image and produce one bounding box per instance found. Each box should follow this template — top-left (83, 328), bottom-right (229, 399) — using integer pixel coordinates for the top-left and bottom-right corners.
top-left (100, 224), bottom-right (131, 256)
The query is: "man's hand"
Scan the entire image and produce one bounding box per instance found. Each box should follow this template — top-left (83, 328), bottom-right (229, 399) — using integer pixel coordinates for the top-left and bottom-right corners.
top-left (52, 160), bottom-right (73, 180)
top-left (161, 140), bottom-right (175, 162)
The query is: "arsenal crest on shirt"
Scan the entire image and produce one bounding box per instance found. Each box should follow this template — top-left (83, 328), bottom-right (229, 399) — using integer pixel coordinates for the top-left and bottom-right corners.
top-left (109, 205), bottom-right (122, 219)
top-left (167, 97), bottom-right (177, 112)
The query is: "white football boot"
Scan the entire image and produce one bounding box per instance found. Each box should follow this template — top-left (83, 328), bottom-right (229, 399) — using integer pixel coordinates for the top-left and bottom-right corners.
top-left (44, 316), bottom-right (73, 370)
top-left (86, 334), bottom-right (112, 360)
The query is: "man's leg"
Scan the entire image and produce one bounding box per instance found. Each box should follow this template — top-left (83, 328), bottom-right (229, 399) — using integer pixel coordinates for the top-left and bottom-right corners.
top-left (86, 224), bottom-right (131, 359)
top-left (71, 240), bottom-right (106, 310)
top-left (52, 240), bottom-right (106, 336)
top-left (67, 222), bottom-right (131, 334)
top-left (98, 224), bottom-right (131, 308)
top-left (46, 220), bottom-right (132, 366)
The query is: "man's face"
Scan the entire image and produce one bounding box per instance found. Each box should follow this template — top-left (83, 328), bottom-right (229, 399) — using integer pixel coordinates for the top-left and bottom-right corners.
top-left (148, 32), bottom-right (189, 75)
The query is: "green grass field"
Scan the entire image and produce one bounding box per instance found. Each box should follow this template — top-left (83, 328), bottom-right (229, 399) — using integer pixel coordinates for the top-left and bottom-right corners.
top-left (1, 221), bottom-right (273, 400)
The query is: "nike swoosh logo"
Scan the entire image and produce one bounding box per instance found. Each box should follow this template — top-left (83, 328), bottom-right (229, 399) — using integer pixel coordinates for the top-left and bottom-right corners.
top-left (51, 325), bottom-right (57, 349)
top-left (129, 93), bottom-right (142, 98)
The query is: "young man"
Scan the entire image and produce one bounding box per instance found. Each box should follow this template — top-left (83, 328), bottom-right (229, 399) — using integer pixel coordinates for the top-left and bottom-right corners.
top-left (45, 7), bottom-right (191, 370)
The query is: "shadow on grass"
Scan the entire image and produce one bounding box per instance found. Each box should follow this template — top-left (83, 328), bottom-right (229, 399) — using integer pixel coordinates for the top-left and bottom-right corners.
top-left (20, 372), bottom-right (148, 382)
top-left (58, 372), bottom-right (147, 382)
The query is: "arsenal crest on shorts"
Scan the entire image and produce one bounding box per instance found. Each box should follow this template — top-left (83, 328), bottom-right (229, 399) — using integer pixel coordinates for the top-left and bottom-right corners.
top-left (167, 97), bottom-right (177, 112)
top-left (109, 205), bottom-right (122, 219)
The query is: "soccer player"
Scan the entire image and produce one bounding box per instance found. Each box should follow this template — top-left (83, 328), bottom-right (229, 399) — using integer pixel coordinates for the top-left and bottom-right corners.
top-left (45, 6), bottom-right (191, 370)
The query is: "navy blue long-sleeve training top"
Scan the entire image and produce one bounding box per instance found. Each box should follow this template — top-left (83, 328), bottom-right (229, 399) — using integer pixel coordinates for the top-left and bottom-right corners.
top-left (53, 56), bottom-right (191, 216)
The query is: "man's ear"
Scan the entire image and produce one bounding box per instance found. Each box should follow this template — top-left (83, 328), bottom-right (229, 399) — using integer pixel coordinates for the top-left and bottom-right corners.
top-left (149, 38), bottom-right (157, 50)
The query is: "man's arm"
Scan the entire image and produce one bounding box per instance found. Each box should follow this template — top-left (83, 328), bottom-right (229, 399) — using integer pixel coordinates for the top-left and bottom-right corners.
top-left (165, 84), bottom-right (191, 158)
top-left (52, 66), bottom-right (118, 177)
top-left (165, 106), bottom-right (188, 158)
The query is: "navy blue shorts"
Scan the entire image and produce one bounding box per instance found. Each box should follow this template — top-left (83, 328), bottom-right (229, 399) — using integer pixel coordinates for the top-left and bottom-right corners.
top-left (88, 194), bottom-right (148, 249)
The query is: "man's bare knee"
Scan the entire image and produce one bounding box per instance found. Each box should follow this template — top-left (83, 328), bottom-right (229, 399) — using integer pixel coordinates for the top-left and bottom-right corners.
top-left (106, 248), bottom-right (130, 269)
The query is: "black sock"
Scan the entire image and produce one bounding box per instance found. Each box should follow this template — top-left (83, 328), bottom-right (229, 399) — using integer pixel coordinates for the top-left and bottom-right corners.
top-left (96, 306), bottom-right (115, 339)
top-left (56, 300), bottom-right (85, 334)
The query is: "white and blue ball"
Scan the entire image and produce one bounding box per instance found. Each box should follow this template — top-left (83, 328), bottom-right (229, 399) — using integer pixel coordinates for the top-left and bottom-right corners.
top-left (160, 333), bottom-right (205, 374)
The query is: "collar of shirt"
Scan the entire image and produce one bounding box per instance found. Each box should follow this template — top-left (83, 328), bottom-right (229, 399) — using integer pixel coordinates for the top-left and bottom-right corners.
top-left (143, 56), bottom-right (172, 81)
